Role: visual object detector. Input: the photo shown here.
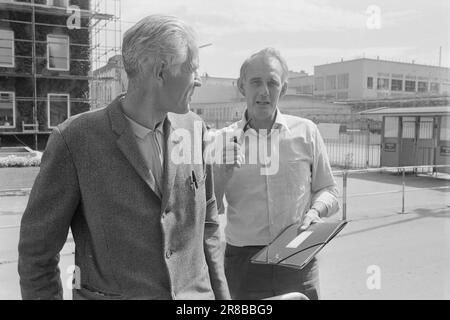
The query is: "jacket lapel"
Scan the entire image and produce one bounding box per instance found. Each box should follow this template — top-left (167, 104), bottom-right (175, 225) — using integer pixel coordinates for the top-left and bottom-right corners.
top-left (161, 115), bottom-right (181, 213)
top-left (108, 97), bottom-right (162, 200)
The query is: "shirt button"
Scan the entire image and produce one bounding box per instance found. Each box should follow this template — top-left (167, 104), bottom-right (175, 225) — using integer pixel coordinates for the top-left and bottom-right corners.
top-left (166, 250), bottom-right (173, 259)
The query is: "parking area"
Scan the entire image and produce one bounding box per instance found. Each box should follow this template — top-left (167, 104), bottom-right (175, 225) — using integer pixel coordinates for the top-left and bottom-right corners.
top-left (0, 168), bottom-right (449, 299)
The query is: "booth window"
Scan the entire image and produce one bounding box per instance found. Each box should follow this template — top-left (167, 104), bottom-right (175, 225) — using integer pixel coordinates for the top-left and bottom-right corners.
top-left (326, 75), bottom-right (336, 90)
top-left (48, 94), bottom-right (70, 128)
top-left (0, 92), bottom-right (15, 128)
top-left (405, 80), bottom-right (416, 92)
top-left (367, 77), bottom-right (373, 89)
top-left (384, 117), bottom-right (398, 138)
top-left (417, 81), bottom-right (428, 92)
top-left (0, 29), bottom-right (14, 68)
top-left (402, 117), bottom-right (416, 139)
top-left (419, 117), bottom-right (433, 139)
top-left (337, 73), bottom-right (349, 89)
top-left (391, 79), bottom-right (403, 91)
top-left (440, 116), bottom-right (450, 141)
top-left (377, 78), bottom-right (389, 90)
top-left (47, 35), bottom-right (69, 71)
top-left (430, 82), bottom-right (440, 93)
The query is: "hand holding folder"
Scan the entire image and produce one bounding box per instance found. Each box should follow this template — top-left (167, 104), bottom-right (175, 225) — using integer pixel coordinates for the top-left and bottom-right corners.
top-left (251, 220), bottom-right (347, 270)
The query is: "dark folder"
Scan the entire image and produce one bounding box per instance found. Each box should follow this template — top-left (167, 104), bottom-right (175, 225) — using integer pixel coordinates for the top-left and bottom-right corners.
top-left (250, 220), bottom-right (347, 270)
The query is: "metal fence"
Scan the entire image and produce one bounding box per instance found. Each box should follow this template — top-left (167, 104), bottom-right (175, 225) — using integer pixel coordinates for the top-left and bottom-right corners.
top-left (324, 131), bottom-right (381, 169)
top-left (334, 164), bottom-right (450, 220)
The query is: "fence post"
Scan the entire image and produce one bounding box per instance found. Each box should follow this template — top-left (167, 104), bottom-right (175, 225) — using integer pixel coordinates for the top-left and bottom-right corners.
top-left (401, 167), bottom-right (405, 214)
top-left (342, 171), bottom-right (347, 220)
top-left (366, 123), bottom-right (370, 168)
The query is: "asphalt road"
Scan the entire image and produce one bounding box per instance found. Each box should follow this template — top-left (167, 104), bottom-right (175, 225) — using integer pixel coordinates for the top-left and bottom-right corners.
top-left (0, 169), bottom-right (448, 299)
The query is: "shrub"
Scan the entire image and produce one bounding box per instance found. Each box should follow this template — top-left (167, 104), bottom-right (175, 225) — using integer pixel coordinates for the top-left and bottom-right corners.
top-left (0, 154), bottom-right (42, 168)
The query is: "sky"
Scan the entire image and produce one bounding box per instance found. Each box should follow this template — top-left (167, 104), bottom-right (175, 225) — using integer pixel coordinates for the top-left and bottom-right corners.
top-left (115, 0), bottom-right (450, 78)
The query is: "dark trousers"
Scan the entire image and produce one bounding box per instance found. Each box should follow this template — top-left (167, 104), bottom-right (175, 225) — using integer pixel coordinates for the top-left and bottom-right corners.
top-left (224, 243), bottom-right (320, 300)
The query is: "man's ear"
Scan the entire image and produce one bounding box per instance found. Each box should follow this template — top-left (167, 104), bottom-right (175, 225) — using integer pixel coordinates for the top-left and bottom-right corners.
top-left (153, 61), bottom-right (165, 85)
top-left (237, 78), bottom-right (245, 97)
top-left (280, 82), bottom-right (288, 97)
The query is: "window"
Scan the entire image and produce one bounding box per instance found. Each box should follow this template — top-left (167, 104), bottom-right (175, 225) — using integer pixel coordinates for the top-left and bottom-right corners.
top-left (405, 80), bottom-right (416, 92)
top-left (391, 79), bottom-right (403, 91)
top-left (0, 29), bottom-right (14, 68)
top-left (0, 92), bottom-right (15, 128)
top-left (337, 73), bottom-right (349, 89)
top-left (367, 77), bottom-right (373, 89)
top-left (48, 94), bottom-right (70, 128)
top-left (314, 77), bottom-right (324, 91)
top-left (47, 0), bottom-right (69, 7)
top-left (377, 78), bottom-right (389, 90)
top-left (419, 117), bottom-right (433, 139)
top-left (326, 75), bottom-right (336, 90)
top-left (384, 117), bottom-right (398, 138)
top-left (441, 116), bottom-right (450, 141)
top-left (402, 117), bottom-right (416, 139)
top-left (418, 81), bottom-right (428, 92)
top-left (47, 35), bottom-right (69, 71)
top-left (430, 82), bottom-right (440, 93)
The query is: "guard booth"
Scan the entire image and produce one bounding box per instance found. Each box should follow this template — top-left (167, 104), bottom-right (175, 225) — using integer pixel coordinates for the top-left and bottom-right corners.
top-left (361, 106), bottom-right (450, 174)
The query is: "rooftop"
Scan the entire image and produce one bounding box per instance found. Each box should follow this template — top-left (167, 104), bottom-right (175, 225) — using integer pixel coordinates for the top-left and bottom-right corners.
top-left (361, 106), bottom-right (450, 116)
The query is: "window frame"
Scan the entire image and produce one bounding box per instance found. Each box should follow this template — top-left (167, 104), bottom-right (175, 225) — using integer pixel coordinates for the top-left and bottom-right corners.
top-left (377, 78), bottom-right (390, 90)
top-left (0, 29), bottom-right (15, 68)
top-left (47, 34), bottom-right (70, 71)
top-left (405, 80), bottom-right (416, 92)
top-left (0, 91), bottom-right (16, 129)
top-left (47, 93), bottom-right (70, 129)
top-left (46, 0), bottom-right (69, 8)
top-left (391, 79), bottom-right (403, 91)
top-left (367, 77), bottom-right (373, 89)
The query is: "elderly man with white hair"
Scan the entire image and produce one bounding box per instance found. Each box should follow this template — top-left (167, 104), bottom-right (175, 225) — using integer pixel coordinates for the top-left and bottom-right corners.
top-left (18, 15), bottom-right (230, 300)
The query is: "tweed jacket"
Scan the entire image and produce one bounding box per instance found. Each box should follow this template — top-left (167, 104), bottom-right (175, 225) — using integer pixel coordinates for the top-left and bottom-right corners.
top-left (18, 96), bottom-right (230, 300)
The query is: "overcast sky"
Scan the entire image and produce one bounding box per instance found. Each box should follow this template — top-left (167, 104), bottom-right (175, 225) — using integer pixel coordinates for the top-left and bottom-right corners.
top-left (117, 0), bottom-right (450, 78)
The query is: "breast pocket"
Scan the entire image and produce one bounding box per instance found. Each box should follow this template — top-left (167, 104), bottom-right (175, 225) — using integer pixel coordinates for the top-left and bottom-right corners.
top-left (286, 160), bottom-right (311, 203)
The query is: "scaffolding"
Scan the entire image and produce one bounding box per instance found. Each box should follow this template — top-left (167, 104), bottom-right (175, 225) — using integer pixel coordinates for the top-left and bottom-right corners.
top-left (0, 0), bottom-right (121, 150)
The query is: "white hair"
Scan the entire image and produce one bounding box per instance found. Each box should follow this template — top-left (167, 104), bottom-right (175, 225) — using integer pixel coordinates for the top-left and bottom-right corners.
top-left (122, 14), bottom-right (197, 80)
top-left (238, 47), bottom-right (289, 83)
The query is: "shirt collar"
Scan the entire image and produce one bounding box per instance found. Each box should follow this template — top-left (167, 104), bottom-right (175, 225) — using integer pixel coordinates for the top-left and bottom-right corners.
top-left (124, 113), bottom-right (164, 140)
top-left (240, 108), bottom-right (291, 134)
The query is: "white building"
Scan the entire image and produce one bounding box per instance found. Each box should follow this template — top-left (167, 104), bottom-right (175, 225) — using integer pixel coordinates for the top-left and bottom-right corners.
top-left (313, 58), bottom-right (450, 101)
top-left (91, 55), bottom-right (128, 109)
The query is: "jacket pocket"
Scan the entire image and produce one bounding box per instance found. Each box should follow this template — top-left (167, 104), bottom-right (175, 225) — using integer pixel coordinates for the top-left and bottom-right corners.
top-left (74, 284), bottom-right (123, 300)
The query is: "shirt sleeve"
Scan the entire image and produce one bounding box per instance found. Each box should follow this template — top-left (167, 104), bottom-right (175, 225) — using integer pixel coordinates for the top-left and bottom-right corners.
top-left (310, 124), bottom-right (340, 217)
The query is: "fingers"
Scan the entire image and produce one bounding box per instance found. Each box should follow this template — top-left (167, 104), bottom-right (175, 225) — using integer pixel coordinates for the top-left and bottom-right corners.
top-left (299, 210), bottom-right (323, 230)
top-left (299, 215), bottom-right (313, 230)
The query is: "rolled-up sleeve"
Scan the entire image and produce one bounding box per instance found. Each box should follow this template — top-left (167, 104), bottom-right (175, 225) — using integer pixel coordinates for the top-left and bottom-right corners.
top-left (311, 125), bottom-right (340, 217)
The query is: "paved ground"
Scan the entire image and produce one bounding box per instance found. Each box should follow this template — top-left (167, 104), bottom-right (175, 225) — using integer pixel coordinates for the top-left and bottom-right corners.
top-left (0, 168), bottom-right (448, 299)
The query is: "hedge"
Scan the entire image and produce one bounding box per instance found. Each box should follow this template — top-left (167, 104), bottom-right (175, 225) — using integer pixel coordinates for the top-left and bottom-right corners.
top-left (0, 154), bottom-right (42, 168)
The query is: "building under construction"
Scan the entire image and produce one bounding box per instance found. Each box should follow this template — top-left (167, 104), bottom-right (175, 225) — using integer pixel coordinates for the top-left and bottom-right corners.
top-left (0, 0), bottom-right (121, 150)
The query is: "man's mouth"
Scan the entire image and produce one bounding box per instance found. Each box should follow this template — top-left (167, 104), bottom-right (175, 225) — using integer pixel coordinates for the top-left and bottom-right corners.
top-left (256, 101), bottom-right (270, 106)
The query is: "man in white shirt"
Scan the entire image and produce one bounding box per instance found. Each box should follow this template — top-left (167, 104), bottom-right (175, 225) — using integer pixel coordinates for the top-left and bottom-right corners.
top-left (213, 48), bottom-right (339, 300)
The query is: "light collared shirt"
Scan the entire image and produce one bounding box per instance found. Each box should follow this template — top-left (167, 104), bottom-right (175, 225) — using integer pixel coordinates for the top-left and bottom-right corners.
top-left (124, 114), bottom-right (165, 196)
top-left (216, 109), bottom-right (339, 246)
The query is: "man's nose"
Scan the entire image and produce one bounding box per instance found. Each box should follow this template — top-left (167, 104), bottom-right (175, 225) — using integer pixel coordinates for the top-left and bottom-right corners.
top-left (194, 72), bottom-right (202, 87)
top-left (259, 84), bottom-right (269, 96)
